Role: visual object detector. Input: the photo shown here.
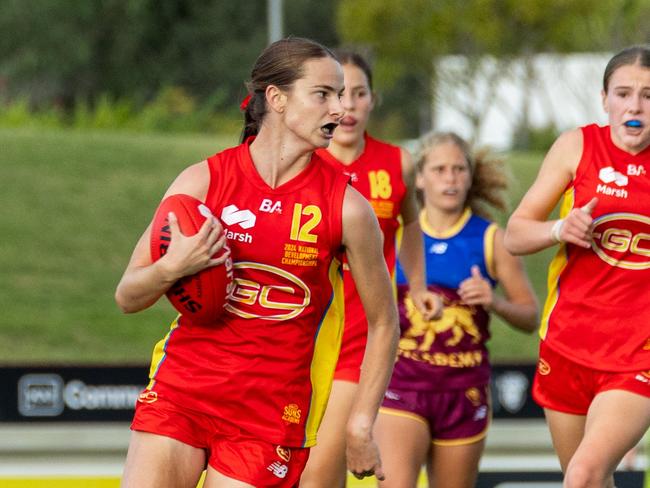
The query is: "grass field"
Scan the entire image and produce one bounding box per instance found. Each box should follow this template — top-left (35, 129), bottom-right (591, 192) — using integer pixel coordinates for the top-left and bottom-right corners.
top-left (0, 127), bottom-right (555, 364)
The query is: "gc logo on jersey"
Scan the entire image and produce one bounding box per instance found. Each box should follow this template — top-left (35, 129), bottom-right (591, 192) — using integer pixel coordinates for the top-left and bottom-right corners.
top-left (225, 262), bottom-right (311, 320)
top-left (590, 213), bottom-right (650, 270)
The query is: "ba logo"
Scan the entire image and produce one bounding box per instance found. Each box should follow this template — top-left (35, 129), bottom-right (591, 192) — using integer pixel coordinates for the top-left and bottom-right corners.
top-left (260, 199), bottom-right (282, 214)
top-left (225, 262), bottom-right (311, 320)
top-left (590, 213), bottom-right (650, 270)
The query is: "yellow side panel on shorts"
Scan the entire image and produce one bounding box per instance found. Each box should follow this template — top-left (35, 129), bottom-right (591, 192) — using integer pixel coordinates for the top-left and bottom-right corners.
top-left (303, 258), bottom-right (345, 447)
top-left (539, 188), bottom-right (574, 340)
top-left (145, 316), bottom-right (180, 390)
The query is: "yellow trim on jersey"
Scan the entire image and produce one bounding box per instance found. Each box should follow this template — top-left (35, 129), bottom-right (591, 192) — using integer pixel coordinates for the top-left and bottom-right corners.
top-left (483, 223), bottom-right (498, 280)
top-left (379, 406), bottom-right (428, 426)
top-left (303, 258), bottom-right (345, 447)
top-left (419, 207), bottom-right (472, 239)
top-left (539, 188), bottom-right (574, 340)
top-left (146, 316), bottom-right (181, 390)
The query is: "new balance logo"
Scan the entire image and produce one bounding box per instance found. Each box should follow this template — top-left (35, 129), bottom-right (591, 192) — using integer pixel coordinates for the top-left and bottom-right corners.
top-left (267, 461), bottom-right (288, 479)
top-left (259, 199), bottom-right (282, 213)
top-left (385, 390), bottom-right (400, 401)
top-left (344, 170), bottom-right (359, 183)
top-left (473, 405), bottom-right (488, 421)
top-left (221, 204), bottom-right (256, 229)
top-left (429, 242), bottom-right (448, 255)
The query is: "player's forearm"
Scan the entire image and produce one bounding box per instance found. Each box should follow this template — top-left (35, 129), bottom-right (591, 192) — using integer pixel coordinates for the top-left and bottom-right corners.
top-left (504, 216), bottom-right (559, 255)
top-left (115, 261), bottom-right (178, 313)
top-left (347, 316), bottom-right (399, 437)
top-left (398, 220), bottom-right (427, 293)
top-left (491, 296), bottom-right (538, 333)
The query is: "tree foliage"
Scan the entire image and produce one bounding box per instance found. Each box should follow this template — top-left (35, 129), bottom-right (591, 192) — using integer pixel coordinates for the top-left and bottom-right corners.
top-left (3, 0), bottom-right (650, 139)
top-left (337, 0), bottom-right (650, 137)
top-left (0, 0), bottom-right (338, 115)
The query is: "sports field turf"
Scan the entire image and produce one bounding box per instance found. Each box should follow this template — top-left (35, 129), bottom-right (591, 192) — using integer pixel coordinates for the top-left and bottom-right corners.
top-left (0, 127), bottom-right (555, 364)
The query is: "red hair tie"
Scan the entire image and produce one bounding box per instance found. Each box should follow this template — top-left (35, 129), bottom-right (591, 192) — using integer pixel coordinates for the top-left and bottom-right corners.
top-left (240, 94), bottom-right (252, 111)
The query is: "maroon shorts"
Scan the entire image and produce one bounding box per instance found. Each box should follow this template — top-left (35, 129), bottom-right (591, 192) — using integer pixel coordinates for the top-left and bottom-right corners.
top-left (533, 341), bottom-right (650, 415)
top-left (132, 392), bottom-right (309, 487)
top-left (380, 385), bottom-right (490, 445)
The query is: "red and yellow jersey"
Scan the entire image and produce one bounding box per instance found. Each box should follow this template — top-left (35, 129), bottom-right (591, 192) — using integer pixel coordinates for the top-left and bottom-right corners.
top-left (541, 124), bottom-right (650, 371)
top-left (316, 134), bottom-right (406, 377)
top-left (145, 139), bottom-right (348, 447)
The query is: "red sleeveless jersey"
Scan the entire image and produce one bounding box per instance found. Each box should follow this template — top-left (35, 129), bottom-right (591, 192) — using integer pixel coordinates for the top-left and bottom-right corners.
top-left (145, 139), bottom-right (348, 447)
top-left (316, 134), bottom-right (406, 376)
top-left (541, 124), bottom-right (650, 371)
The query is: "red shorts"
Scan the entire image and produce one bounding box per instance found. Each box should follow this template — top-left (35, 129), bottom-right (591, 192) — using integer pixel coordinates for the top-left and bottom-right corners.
top-left (380, 385), bottom-right (490, 445)
top-left (132, 392), bottom-right (309, 487)
top-left (533, 341), bottom-right (650, 415)
top-left (333, 312), bottom-right (366, 383)
top-left (333, 336), bottom-right (364, 382)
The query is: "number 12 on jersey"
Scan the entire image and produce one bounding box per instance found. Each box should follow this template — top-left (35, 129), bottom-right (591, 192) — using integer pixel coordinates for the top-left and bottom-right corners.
top-left (290, 204), bottom-right (322, 243)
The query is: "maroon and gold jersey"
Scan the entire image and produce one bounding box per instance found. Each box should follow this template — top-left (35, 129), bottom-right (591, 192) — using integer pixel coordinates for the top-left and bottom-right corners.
top-left (144, 139), bottom-right (348, 447)
top-left (316, 134), bottom-right (406, 379)
top-left (541, 124), bottom-right (650, 371)
top-left (389, 211), bottom-right (496, 392)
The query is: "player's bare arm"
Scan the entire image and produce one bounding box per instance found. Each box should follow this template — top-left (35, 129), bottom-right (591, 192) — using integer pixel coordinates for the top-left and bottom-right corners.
top-left (341, 186), bottom-right (399, 481)
top-left (505, 128), bottom-right (584, 255)
top-left (397, 148), bottom-right (442, 319)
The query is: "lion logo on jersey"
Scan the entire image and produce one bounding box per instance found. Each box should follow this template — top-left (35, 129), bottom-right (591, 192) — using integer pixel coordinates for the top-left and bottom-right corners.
top-left (399, 296), bottom-right (481, 352)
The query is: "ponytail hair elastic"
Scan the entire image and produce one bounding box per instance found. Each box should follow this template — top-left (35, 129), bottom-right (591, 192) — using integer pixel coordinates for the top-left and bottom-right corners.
top-left (240, 94), bottom-right (252, 111)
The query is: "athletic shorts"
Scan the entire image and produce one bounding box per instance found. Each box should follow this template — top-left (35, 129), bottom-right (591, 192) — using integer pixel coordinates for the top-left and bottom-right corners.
top-left (333, 341), bottom-right (364, 382)
top-left (533, 341), bottom-right (650, 415)
top-left (333, 315), bottom-right (365, 383)
top-left (379, 385), bottom-right (490, 445)
top-left (132, 392), bottom-right (309, 487)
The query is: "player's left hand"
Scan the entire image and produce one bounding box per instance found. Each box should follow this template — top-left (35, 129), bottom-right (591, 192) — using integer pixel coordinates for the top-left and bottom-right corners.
top-left (458, 265), bottom-right (493, 308)
top-left (410, 288), bottom-right (443, 320)
top-left (346, 430), bottom-right (385, 481)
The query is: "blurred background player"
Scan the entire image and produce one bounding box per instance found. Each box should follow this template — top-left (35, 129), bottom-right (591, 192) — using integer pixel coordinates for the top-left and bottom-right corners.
top-left (375, 132), bottom-right (539, 487)
top-left (115, 37), bottom-right (399, 488)
top-left (300, 50), bottom-right (439, 488)
top-left (505, 44), bottom-right (650, 488)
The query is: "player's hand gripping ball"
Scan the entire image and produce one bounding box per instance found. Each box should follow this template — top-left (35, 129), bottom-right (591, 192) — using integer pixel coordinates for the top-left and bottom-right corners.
top-left (150, 194), bottom-right (234, 325)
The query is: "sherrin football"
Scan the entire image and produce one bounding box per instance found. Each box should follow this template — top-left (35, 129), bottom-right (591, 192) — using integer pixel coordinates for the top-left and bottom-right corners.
top-left (150, 194), bottom-right (234, 325)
